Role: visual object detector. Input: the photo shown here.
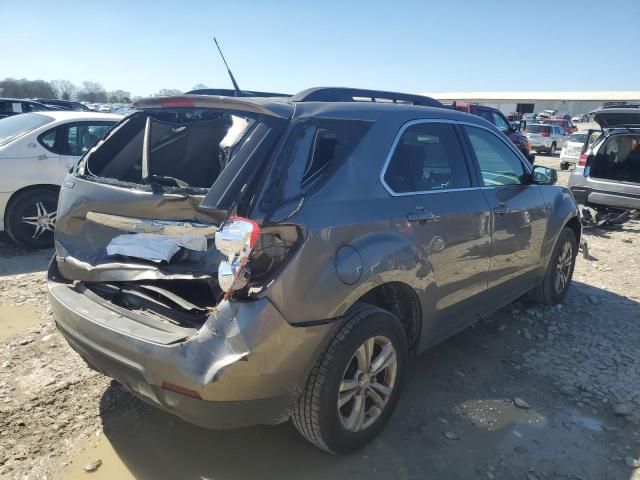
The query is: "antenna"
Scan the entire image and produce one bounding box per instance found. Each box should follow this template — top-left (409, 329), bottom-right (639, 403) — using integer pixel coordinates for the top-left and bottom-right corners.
top-left (213, 37), bottom-right (241, 96)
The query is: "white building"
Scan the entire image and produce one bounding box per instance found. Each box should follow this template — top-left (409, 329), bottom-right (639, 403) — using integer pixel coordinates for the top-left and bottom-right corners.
top-left (420, 91), bottom-right (640, 116)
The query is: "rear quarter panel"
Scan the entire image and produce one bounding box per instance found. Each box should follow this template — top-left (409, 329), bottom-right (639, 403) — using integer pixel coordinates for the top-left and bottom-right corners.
top-left (537, 185), bottom-right (580, 264)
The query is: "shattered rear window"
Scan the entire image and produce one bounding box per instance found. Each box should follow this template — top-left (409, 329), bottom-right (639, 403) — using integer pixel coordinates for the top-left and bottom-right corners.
top-left (79, 109), bottom-right (261, 191)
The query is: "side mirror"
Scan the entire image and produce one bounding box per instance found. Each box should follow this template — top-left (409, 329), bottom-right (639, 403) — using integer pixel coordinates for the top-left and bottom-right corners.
top-left (532, 165), bottom-right (557, 185)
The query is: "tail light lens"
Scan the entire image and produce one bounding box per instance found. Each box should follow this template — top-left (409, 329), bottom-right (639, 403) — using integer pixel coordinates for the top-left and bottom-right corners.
top-left (215, 216), bottom-right (260, 296)
top-left (578, 154), bottom-right (589, 166)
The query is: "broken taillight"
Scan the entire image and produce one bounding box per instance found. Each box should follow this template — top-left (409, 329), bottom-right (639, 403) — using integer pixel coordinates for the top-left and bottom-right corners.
top-left (215, 216), bottom-right (260, 297)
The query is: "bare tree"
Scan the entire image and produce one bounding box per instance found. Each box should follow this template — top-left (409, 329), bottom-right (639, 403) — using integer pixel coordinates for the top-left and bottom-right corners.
top-left (192, 83), bottom-right (209, 90)
top-left (0, 78), bottom-right (56, 98)
top-left (107, 90), bottom-right (131, 103)
top-left (78, 81), bottom-right (107, 103)
top-left (51, 79), bottom-right (77, 100)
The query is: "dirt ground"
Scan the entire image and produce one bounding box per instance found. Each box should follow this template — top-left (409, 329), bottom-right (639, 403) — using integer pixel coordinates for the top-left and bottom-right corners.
top-left (1, 154), bottom-right (639, 480)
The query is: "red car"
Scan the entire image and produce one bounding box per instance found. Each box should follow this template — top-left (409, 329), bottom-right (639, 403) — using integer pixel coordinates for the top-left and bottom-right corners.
top-left (541, 118), bottom-right (577, 135)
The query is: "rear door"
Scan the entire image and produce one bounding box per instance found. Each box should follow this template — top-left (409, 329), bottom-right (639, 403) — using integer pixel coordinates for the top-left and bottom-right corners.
top-left (381, 120), bottom-right (492, 339)
top-left (58, 121), bottom-right (114, 174)
top-left (461, 124), bottom-right (548, 306)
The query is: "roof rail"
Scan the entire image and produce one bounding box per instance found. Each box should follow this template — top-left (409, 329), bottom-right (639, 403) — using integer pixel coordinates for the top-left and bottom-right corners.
top-left (291, 87), bottom-right (443, 108)
top-left (186, 88), bottom-right (290, 98)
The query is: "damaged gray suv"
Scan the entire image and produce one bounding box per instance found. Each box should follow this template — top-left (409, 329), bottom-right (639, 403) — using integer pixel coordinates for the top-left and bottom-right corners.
top-left (48, 87), bottom-right (581, 453)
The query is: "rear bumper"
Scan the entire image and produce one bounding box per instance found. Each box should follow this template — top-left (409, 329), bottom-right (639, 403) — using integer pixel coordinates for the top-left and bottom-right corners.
top-left (569, 185), bottom-right (640, 210)
top-left (48, 258), bottom-right (334, 429)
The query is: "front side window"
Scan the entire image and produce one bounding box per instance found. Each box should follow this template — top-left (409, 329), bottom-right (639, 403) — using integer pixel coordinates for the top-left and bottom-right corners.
top-left (383, 122), bottom-right (471, 193)
top-left (464, 126), bottom-right (527, 186)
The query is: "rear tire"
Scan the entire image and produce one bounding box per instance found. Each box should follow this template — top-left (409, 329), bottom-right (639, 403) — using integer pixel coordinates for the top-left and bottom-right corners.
top-left (549, 142), bottom-right (557, 156)
top-left (5, 188), bottom-right (58, 249)
top-left (560, 162), bottom-right (569, 170)
top-left (528, 227), bottom-right (577, 305)
top-left (292, 303), bottom-right (408, 454)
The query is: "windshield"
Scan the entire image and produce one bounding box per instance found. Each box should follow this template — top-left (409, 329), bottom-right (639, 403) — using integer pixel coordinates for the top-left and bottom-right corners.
top-left (569, 133), bottom-right (588, 143)
top-left (525, 125), bottom-right (549, 134)
top-left (0, 113), bottom-right (53, 146)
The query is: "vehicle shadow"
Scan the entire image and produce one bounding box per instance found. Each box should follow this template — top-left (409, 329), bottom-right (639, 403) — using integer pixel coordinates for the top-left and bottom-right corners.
top-left (0, 233), bottom-right (52, 276)
top-left (98, 282), bottom-right (637, 480)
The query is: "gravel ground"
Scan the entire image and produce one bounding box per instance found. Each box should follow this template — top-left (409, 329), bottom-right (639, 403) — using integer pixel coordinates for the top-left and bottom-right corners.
top-left (0, 155), bottom-right (639, 479)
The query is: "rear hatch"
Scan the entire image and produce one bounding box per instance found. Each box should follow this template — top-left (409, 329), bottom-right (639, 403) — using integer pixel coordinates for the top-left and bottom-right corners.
top-left (591, 107), bottom-right (640, 129)
top-left (53, 95), bottom-right (292, 329)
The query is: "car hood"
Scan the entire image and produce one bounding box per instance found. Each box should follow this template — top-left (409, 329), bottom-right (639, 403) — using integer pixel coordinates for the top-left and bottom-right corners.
top-left (590, 108), bottom-right (640, 128)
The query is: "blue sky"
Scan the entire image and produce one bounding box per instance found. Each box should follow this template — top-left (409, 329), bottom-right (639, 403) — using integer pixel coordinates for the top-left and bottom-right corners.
top-left (1, 0), bottom-right (639, 97)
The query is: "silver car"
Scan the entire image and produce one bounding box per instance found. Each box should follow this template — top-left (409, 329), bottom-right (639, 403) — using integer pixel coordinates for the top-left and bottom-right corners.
top-left (525, 123), bottom-right (568, 155)
top-left (568, 107), bottom-right (640, 211)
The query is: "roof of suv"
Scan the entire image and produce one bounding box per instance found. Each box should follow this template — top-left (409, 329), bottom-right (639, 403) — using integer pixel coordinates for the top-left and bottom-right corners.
top-left (133, 87), bottom-right (491, 126)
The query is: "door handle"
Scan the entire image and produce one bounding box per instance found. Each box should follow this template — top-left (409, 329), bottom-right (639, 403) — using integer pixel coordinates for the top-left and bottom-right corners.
top-left (407, 211), bottom-right (439, 223)
top-left (493, 207), bottom-right (511, 215)
top-left (37, 154), bottom-right (48, 161)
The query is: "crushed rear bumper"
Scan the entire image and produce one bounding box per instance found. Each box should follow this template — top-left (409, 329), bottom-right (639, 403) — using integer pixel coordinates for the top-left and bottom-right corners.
top-left (48, 258), bottom-right (334, 429)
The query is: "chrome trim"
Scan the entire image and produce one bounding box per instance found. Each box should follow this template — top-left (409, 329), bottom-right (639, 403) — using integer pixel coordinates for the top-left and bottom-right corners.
top-left (379, 119), bottom-right (533, 197)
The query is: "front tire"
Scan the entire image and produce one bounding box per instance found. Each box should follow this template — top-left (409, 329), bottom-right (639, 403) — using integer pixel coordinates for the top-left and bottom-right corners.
top-left (293, 303), bottom-right (408, 454)
top-left (5, 188), bottom-right (58, 249)
top-left (529, 227), bottom-right (577, 305)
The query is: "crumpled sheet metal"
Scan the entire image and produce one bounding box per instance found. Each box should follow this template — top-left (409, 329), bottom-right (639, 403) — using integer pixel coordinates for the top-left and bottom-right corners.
top-left (106, 232), bottom-right (208, 263)
top-left (86, 211), bottom-right (218, 237)
top-left (171, 298), bottom-right (335, 403)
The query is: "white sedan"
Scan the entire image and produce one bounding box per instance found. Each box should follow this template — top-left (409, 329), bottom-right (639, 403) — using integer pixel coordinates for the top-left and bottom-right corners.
top-left (0, 110), bottom-right (122, 248)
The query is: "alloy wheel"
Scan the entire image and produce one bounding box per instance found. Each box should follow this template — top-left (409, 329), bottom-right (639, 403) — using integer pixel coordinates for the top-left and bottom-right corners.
top-left (21, 201), bottom-right (57, 240)
top-left (338, 336), bottom-right (398, 432)
top-left (554, 240), bottom-right (573, 293)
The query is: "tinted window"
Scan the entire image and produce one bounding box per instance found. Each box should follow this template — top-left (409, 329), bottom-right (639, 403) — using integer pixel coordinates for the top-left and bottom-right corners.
top-left (273, 118), bottom-right (371, 198)
top-left (384, 122), bottom-right (471, 193)
top-left (492, 112), bottom-right (511, 131)
top-left (569, 133), bottom-right (588, 143)
top-left (63, 122), bottom-right (113, 156)
top-left (526, 125), bottom-right (550, 134)
top-left (0, 113), bottom-right (53, 146)
top-left (477, 109), bottom-right (493, 123)
top-left (465, 126), bottom-right (527, 186)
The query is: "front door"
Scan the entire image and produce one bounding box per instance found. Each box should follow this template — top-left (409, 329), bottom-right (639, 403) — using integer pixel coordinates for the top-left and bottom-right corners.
top-left (462, 125), bottom-right (548, 304)
top-left (381, 121), bottom-right (492, 342)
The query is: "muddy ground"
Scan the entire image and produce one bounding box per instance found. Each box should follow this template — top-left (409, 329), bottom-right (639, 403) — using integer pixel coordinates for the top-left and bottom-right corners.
top-left (1, 155), bottom-right (639, 480)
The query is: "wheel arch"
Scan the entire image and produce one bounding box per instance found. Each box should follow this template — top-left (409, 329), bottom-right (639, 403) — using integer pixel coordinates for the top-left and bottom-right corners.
top-left (354, 281), bottom-right (422, 350)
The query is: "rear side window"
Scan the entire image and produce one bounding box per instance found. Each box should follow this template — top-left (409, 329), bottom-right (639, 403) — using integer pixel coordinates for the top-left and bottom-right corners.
top-left (265, 118), bottom-right (371, 205)
top-left (383, 122), bottom-right (471, 194)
